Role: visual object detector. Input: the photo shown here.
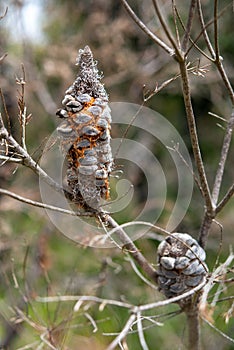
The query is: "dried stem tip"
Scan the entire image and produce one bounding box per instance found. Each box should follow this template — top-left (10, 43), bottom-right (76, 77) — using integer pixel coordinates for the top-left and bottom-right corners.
top-left (74, 45), bottom-right (107, 99)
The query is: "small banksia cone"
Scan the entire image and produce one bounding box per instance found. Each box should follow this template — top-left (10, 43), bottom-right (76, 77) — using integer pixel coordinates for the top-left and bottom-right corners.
top-left (56, 46), bottom-right (113, 210)
top-left (157, 233), bottom-right (207, 299)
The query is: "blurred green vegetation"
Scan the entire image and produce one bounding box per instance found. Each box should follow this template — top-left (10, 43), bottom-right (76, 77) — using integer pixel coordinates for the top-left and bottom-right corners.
top-left (0, 0), bottom-right (234, 349)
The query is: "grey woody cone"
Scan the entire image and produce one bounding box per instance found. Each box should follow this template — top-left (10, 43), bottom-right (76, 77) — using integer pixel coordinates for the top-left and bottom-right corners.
top-left (157, 233), bottom-right (208, 298)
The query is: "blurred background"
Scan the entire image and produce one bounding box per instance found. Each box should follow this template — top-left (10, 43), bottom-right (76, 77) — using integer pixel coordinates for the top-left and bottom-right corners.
top-left (0, 0), bottom-right (234, 348)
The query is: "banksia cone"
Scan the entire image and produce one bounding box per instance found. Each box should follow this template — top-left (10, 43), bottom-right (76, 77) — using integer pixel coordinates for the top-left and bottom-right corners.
top-left (157, 233), bottom-right (207, 299)
top-left (56, 46), bottom-right (113, 210)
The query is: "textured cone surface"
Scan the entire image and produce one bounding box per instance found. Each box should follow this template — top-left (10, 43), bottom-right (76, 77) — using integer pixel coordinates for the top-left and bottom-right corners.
top-left (56, 46), bottom-right (113, 210)
top-left (157, 233), bottom-right (207, 298)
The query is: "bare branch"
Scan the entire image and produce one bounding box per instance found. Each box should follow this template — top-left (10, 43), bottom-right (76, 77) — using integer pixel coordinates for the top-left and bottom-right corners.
top-left (179, 60), bottom-right (214, 213)
top-left (0, 188), bottom-right (93, 217)
top-left (198, 213), bottom-right (214, 248)
top-left (0, 155), bottom-right (22, 163)
top-left (36, 295), bottom-right (133, 310)
top-left (151, 0), bottom-right (182, 60)
top-left (216, 182), bottom-right (234, 214)
top-left (181, 0), bottom-right (197, 53)
top-left (0, 89), bottom-right (11, 132)
top-left (172, 0), bottom-right (181, 50)
top-left (106, 313), bottom-right (136, 350)
top-left (138, 280), bottom-right (206, 312)
top-left (0, 6), bottom-right (8, 20)
top-left (202, 316), bottom-right (234, 345)
top-left (0, 53), bottom-right (7, 64)
top-left (127, 256), bottom-right (158, 290)
top-left (105, 216), bottom-right (159, 283)
top-left (174, 4), bottom-right (213, 61)
top-left (143, 73), bottom-right (181, 102)
top-left (120, 0), bottom-right (175, 56)
top-left (38, 280), bottom-right (206, 312)
top-left (200, 251), bottom-right (234, 312)
top-left (213, 0), bottom-right (219, 60)
top-left (212, 109), bottom-right (234, 204)
top-left (167, 142), bottom-right (202, 195)
top-left (196, 0), bottom-right (216, 58)
top-left (215, 58), bottom-right (234, 105)
top-left (199, 108), bottom-right (234, 247)
top-left (196, 1), bottom-right (234, 103)
top-left (0, 125), bottom-right (64, 195)
top-left (137, 312), bottom-right (149, 350)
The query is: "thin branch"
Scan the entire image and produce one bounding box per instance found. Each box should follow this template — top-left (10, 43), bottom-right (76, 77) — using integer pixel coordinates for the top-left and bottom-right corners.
top-left (198, 212), bottom-right (214, 248)
top-left (0, 155), bottom-right (23, 163)
top-left (127, 256), bottom-right (158, 290)
top-left (199, 109), bottom-right (234, 247)
top-left (179, 60), bottom-right (214, 212)
top-left (151, 0), bottom-right (183, 60)
top-left (215, 58), bottom-right (234, 105)
top-left (171, 0), bottom-right (181, 50)
top-left (201, 317), bottom-right (234, 344)
top-left (212, 108), bottom-right (234, 204)
top-left (137, 312), bottom-right (149, 350)
top-left (216, 182), bottom-right (234, 213)
top-left (196, 1), bottom-right (234, 103)
top-left (0, 89), bottom-right (11, 132)
top-left (105, 216), bottom-right (159, 283)
top-left (174, 4), bottom-right (213, 61)
top-left (200, 251), bottom-right (234, 312)
top-left (213, 0), bottom-right (219, 59)
top-left (143, 73), bottom-right (181, 102)
top-left (0, 126), bottom-right (64, 195)
top-left (120, 0), bottom-right (174, 56)
top-left (0, 53), bottom-right (7, 64)
top-left (0, 188), bottom-right (93, 217)
top-left (0, 6), bottom-right (8, 20)
top-left (40, 332), bottom-right (57, 350)
top-left (181, 0), bottom-right (197, 53)
top-left (213, 2), bottom-right (234, 103)
top-left (196, 0), bottom-right (215, 58)
top-left (138, 280), bottom-right (206, 312)
top-left (37, 280), bottom-right (206, 312)
top-left (36, 295), bottom-right (133, 310)
top-left (106, 313), bottom-right (136, 350)
top-left (84, 313), bottom-right (98, 333)
top-left (167, 142), bottom-right (202, 195)
top-left (189, 2), bottom-right (231, 58)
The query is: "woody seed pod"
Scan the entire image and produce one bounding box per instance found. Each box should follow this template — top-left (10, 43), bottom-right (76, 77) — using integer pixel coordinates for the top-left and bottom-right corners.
top-left (157, 233), bottom-right (208, 299)
top-left (56, 45), bottom-right (113, 210)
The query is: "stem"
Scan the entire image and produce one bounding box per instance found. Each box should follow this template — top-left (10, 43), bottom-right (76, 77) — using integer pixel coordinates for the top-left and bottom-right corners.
top-left (179, 60), bottom-right (213, 212)
top-left (0, 127), bottom-right (64, 196)
top-left (215, 59), bottom-right (234, 105)
top-left (213, 0), bottom-right (219, 59)
top-left (181, 0), bottom-right (197, 53)
top-left (197, 0), bottom-right (216, 58)
top-left (106, 312), bottom-right (136, 350)
top-left (212, 109), bottom-right (234, 204)
top-left (0, 188), bottom-right (94, 217)
top-left (120, 0), bottom-right (174, 56)
top-left (197, 0), bottom-right (234, 103)
top-left (106, 215), bottom-right (158, 283)
top-left (198, 212), bottom-right (214, 248)
top-left (151, 0), bottom-right (182, 60)
top-left (186, 306), bottom-right (200, 350)
top-left (216, 182), bottom-right (234, 214)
